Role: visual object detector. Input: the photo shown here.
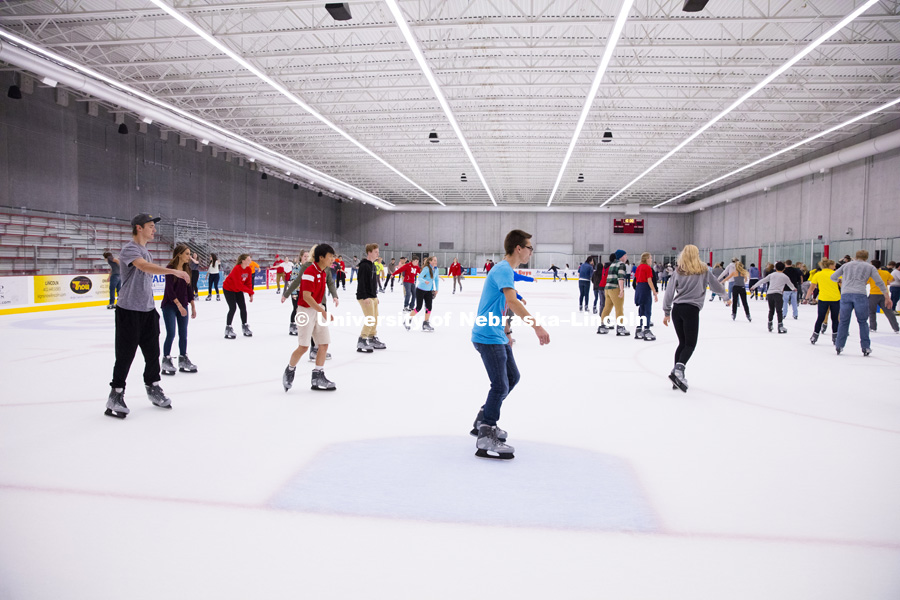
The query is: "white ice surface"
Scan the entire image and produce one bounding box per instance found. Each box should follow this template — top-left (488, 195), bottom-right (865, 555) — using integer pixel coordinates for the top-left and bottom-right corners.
top-left (1, 278), bottom-right (899, 599)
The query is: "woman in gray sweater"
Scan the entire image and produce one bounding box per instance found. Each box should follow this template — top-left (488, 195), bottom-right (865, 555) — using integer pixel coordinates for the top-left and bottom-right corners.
top-left (662, 245), bottom-right (730, 392)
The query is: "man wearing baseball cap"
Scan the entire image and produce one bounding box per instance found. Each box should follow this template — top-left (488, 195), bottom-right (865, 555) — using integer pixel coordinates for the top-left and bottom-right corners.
top-left (105, 214), bottom-right (191, 419)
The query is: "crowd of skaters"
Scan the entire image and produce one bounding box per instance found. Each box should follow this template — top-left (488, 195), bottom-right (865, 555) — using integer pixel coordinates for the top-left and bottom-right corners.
top-left (101, 214), bottom-right (898, 459)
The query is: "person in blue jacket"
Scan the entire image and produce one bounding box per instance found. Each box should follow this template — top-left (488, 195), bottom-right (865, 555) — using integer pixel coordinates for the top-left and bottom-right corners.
top-left (405, 255), bottom-right (440, 332)
top-left (578, 256), bottom-right (595, 311)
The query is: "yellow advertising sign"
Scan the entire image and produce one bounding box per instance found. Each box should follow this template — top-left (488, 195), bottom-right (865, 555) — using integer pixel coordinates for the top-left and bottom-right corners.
top-left (34, 274), bottom-right (109, 304)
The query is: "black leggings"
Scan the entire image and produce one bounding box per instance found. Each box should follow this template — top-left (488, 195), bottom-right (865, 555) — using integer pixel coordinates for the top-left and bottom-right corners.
top-left (191, 270), bottom-right (199, 296)
top-left (767, 293), bottom-right (784, 323)
top-left (732, 286), bottom-right (750, 317)
top-left (415, 288), bottom-right (434, 313)
top-left (290, 294), bottom-right (298, 323)
top-left (672, 303), bottom-right (700, 366)
top-left (208, 273), bottom-right (220, 295)
top-left (814, 300), bottom-right (840, 334)
top-left (224, 290), bottom-right (247, 325)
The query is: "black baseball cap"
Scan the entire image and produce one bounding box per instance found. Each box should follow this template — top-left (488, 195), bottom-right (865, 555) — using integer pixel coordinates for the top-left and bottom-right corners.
top-left (131, 213), bottom-right (161, 227)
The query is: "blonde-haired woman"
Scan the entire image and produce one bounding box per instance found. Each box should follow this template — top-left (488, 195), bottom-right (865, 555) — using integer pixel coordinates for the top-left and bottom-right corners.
top-left (662, 245), bottom-right (730, 392)
top-left (722, 261), bottom-right (752, 322)
top-left (633, 252), bottom-right (658, 340)
top-left (405, 255), bottom-right (440, 332)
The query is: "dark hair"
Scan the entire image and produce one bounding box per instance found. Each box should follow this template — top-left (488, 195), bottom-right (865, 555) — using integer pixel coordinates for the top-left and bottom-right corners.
top-left (609, 252), bottom-right (617, 263)
top-left (236, 253), bottom-right (250, 266)
top-left (585, 255), bottom-right (594, 264)
top-left (871, 259), bottom-right (881, 269)
top-left (750, 263), bottom-right (756, 267)
top-left (784, 259), bottom-right (793, 266)
top-left (210, 253), bottom-right (218, 266)
top-left (103, 251), bottom-right (112, 259)
top-left (314, 244), bottom-right (336, 263)
top-left (775, 261), bottom-right (785, 271)
top-left (167, 243), bottom-right (192, 275)
top-left (503, 229), bottom-right (532, 255)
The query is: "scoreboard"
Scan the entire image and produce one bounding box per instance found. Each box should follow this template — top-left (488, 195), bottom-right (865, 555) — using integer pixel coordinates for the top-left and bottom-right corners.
top-left (613, 218), bottom-right (644, 234)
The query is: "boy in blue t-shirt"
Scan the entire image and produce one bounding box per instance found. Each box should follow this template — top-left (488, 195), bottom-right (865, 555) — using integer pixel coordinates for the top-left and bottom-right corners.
top-left (470, 230), bottom-right (550, 460)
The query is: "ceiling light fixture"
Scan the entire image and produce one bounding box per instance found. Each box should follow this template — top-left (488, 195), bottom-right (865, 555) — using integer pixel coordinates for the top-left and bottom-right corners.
top-left (577, 174), bottom-right (585, 182)
top-left (325, 3), bottom-right (352, 21)
top-left (145, 0), bottom-right (441, 206)
top-left (201, 139), bottom-right (209, 145)
top-left (602, 130), bottom-right (613, 143)
top-left (0, 28), bottom-right (394, 210)
top-left (653, 96), bottom-right (900, 209)
top-left (428, 131), bottom-right (439, 143)
top-left (261, 173), bottom-right (268, 180)
top-left (41, 77), bottom-right (57, 87)
top-left (385, 0), bottom-right (493, 206)
top-left (293, 183), bottom-right (299, 190)
top-left (546, 0), bottom-right (635, 207)
top-left (142, 116), bottom-right (153, 125)
top-left (7, 84), bottom-right (22, 100)
top-left (117, 123), bottom-right (128, 135)
top-left (604, 0), bottom-right (881, 208)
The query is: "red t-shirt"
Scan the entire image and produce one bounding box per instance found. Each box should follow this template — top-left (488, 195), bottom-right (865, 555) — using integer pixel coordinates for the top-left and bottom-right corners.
top-left (335, 260), bottom-right (345, 274)
top-left (223, 265), bottom-right (255, 295)
top-left (635, 263), bottom-right (653, 284)
top-left (298, 263), bottom-right (327, 308)
top-left (394, 263), bottom-right (421, 284)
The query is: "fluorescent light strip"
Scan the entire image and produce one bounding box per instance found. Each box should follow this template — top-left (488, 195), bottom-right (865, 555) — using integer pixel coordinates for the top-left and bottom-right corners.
top-left (0, 28), bottom-right (393, 209)
top-left (383, 0), bottom-right (494, 206)
top-left (654, 97), bottom-right (900, 209)
top-left (547, 0), bottom-right (635, 207)
top-left (601, 0), bottom-right (881, 207)
top-left (145, 0), bottom-right (444, 207)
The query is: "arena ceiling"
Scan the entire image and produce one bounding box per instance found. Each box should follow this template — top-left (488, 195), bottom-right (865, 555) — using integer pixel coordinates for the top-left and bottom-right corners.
top-left (1, 0), bottom-right (900, 209)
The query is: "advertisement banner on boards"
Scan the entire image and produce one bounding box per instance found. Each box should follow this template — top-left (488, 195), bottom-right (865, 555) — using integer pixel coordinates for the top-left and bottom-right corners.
top-left (0, 277), bottom-right (30, 307)
top-left (34, 274), bottom-right (111, 304)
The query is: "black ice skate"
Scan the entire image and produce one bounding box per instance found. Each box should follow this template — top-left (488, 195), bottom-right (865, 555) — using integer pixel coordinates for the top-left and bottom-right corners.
top-left (668, 363), bottom-right (688, 393)
top-left (402, 316), bottom-right (411, 331)
top-left (357, 336), bottom-right (373, 353)
top-left (224, 325), bottom-right (236, 339)
top-left (104, 389), bottom-right (129, 419)
top-left (145, 383), bottom-right (172, 409)
top-left (777, 324), bottom-right (787, 334)
top-left (283, 366), bottom-right (295, 392)
top-left (289, 323), bottom-right (298, 336)
top-left (597, 324), bottom-right (609, 334)
top-left (767, 321), bottom-right (773, 332)
top-left (475, 424), bottom-right (514, 460)
top-left (832, 332), bottom-right (837, 344)
top-left (616, 325), bottom-right (630, 336)
top-left (863, 347), bottom-right (872, 357)
top-left (634, 329), bottom-right (645, 340)
top-left (178, 355), bottom-right (197, 373)
top-left (470, 412), bottom-right (507, 441)
top-left (311, 369), bottom-right (336, 391)
top-left (161, 355), bottom-right (176, 376)
top-left (642, 330), bottom-right (657, 341)
top-left (368, 336), bottom-right (387, 349)
top-left (836, 345), bottom-right (843, 355)
top-left (422, 321), bottom-right (434, 333)
top-left (242, 324), bottom-right (253, 337)
top-left (205, 296), bottom-right (212, 301)
top-left (216, 295), bottom-right (221, 301)
top-left (810, 332), bottom-right (819, 345)
top-left (821, 322), bottom-right (827, 334)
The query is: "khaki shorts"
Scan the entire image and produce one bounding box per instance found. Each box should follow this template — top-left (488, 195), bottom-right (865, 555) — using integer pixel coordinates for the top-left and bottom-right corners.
top-left (294, 305), bottom-right (331, 347)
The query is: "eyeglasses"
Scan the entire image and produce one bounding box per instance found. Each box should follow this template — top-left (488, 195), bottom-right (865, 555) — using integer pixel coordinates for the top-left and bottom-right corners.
top-left (523, 245), bottom-right (534, 251)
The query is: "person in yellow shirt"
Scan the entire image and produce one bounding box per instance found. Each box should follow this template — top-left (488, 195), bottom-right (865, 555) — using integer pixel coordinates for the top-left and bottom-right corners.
top-left (806, 258), bottom-right (841, 344)
top-left (867, 259), bottom-right (899, 333)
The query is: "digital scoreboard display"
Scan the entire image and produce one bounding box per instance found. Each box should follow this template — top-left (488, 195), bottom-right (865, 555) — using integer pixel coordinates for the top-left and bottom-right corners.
top-left (613, 218), bottom-right (644, 234)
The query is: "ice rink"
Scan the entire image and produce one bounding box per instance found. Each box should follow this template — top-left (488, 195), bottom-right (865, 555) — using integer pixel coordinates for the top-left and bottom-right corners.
top-left (2, 276), bottom-right (899, 599)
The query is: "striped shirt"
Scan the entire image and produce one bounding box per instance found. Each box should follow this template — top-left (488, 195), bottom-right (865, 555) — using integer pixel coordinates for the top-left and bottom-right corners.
top-left (605, 261), bottom-right (626, 290)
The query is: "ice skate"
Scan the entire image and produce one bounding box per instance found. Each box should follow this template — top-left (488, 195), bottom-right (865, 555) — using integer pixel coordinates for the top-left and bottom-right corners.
top-left (470, 414), bottom-right (507, 442)
top-left (178, 355), bottom-right (197, 373)
top-left (862, 347), bottom-right (872, 357)
top-left (308, 347), bottom-right (333, 361)
top-left (402, 316), bottom-right (411, 331)
top-left (732, 313), bottom-right (736, 321)
top-left (161, 355), bottom-right (176, 376)
top-left (104, 389), bottom-right (129, 419)
top-left (242, 323), bottom-right (253, 337)
top-left (368, 336), bottom-right (386, 350)
top-left (831, 332), bottom-right (837, 344)
top-left (810, 332), bottom-right (819, 345)
top-left (145, 383), bottom-right (172, 409)
top-left (616, 325), bottom-right (629, 336)
top-left (475, 424), bottom-right (515, 460)
top-left (224, 325), bottom-right (236, 339)
top-left (357, 336), bottom-right (373, 353)
top-left (777, 323), bottom-right (787, 334)
top-left (836, 346), bottom-right (843, 355)
top-left (106, 304), bottom-right (116, 310)
top-left (746, 314), bottom-right (752, 322)
top-left (642, 330), bottom-right (656, 341)
top-left (311, 369), bottom-right (336, 391)
top-left (216, 295), bottom-right (221, 301)
top-left (668, 363), bottom-right (688, 393)
top-left (283, 365), bottom-right (295, 391)
top-left (422, 321), bottom-right (434, 333)
top-left (634, 329), bottom-right (645, 340)
top-left (596, 324), bottom-right (609, 334)
top-left (205, 296), bottom-right (211, 301)
top-left (767, 321), bottom-right (773, 332)
top-left (289, 323), bottom-right (298, 336)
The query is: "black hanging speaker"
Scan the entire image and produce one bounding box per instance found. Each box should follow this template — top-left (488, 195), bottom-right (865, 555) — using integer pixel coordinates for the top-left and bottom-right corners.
top-left (325, 3), bottom-right (352, 20)
top-left (682, 0), bottom-right (709, 12)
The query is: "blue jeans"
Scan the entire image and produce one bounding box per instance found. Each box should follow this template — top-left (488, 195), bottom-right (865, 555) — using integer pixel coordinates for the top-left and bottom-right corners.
top-left (835, 293), bottom-right (870, 350)
top-left (891, 286), bottom-right (900, 308)
top-left (473, 342), bottom-right (520, 426)
top-left (109, 273), bottom-right (121, 305)
top-left (782, 290), bottom-right (798, 318)
top-left (403, 281), bottom-right (415, 310)
top-left (578, 280), bottom-right (590, 308)
top-left (161, 303), bottom-right (189, 356)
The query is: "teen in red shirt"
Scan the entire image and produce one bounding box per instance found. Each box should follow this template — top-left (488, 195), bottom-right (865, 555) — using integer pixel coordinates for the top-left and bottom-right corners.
top-left (449, 258), bottom-right (463, 294)
top-left (223, 254), bottom-right (255, 338)
top-left (633, 252), bottom-right (659, 341)
top-left (393, 257), bottom-right (421, 311)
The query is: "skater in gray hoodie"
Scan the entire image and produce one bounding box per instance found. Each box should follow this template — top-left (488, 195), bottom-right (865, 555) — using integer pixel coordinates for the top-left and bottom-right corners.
top-left (831, 250), bottom-right (892, 356)
top-left (662, 245), bottom-right (730, 393)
